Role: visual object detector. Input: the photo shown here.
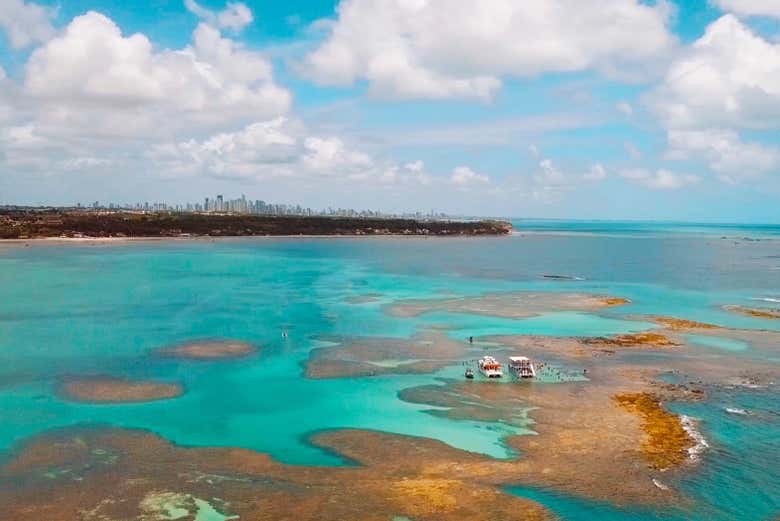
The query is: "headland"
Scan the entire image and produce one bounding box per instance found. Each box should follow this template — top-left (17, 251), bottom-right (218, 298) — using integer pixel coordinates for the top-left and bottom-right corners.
top-left (0, 208), bottom-right (512, 239)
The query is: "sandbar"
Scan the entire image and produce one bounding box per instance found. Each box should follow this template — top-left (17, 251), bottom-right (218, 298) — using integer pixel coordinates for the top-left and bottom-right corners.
top-left (156, 339), bottom-right (258, 360)
top-left (59, 377), bottom-right (183, 404)
top-left (385, 292), bottom-right (630, 319)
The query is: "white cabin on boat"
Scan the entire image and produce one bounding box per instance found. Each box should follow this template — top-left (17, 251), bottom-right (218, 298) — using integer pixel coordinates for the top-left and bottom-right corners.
top-left (508, 356), bottom-right (536, 378)
top-left (478, 356), bottom-right (503, 378)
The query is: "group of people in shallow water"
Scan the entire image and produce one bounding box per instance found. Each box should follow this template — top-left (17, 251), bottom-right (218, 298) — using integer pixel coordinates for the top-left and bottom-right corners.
top-left (464, 334), bottom-right (588, 381)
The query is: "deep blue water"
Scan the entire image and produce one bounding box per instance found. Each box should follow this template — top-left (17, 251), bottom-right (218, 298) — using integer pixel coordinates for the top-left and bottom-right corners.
top-left (0, 227), bottom-right (778, 519)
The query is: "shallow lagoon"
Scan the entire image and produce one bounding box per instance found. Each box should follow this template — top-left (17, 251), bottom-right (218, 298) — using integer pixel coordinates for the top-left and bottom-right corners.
top-left (0, 229), bottom-right (778, 519)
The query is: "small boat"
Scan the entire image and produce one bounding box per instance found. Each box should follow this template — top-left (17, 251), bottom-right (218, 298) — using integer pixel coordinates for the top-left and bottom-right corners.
top-left (478, 356), bottom-right (503, 378)
top-left (464, 368), bottom-right (474, 379)
top-left (508, 356), bottom-right (536, 378)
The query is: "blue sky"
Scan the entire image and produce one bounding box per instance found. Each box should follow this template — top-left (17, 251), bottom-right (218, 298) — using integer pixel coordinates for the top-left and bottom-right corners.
top-left (0, 0), bottom-right (779, 221)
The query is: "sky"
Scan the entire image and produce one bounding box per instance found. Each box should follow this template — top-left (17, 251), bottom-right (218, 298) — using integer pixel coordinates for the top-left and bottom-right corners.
top-left (0, 0), bottom-right (779, 221)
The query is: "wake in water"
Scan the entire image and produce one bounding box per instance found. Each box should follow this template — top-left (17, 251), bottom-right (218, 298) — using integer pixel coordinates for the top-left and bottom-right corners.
top-left (751, 297), bottom-right (780, 303)
top-left (542, 274), bottom-right (586, 281)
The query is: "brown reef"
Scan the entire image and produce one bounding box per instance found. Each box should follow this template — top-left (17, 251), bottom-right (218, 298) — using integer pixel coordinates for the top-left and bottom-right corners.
top-left (386, 292), bottom-right (630, 319)
top-left (602, 297), bottom-right (632, 306)
top-left (479, 332), bottom-right (682, 363)
top-left (648, 316), bottom-right (720, 330)
top-left (59, 377), bottom-right (183, 403)
top-left (6, 310), bottom-right (779, 518)
top-left (583, 332), bottom-right (681, 349)
top-left (156, 339), bottom-right (257, 360)
top-left (723, 305), bottom-right (780, 320)
top-left (399, 373), bottom-right (694, 506)
top-left (0, 427), bottom-right (552, 521)
top-left (613, 393), bottom-right (692, 470)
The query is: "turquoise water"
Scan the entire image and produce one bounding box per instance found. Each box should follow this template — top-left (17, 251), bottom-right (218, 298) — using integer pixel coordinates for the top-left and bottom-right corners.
top-left (685, 334), bottom-right (749, 352)
top-left (511, 219), bottom-right (780, 238)
top-left (0, 230), bottom-right (778, 519)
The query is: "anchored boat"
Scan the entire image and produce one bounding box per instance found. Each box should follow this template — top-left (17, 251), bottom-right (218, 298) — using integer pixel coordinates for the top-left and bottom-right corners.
top-left (478, 356), bottom-right (503, 378)
top-left (508, 356), bottom-right (536, 378)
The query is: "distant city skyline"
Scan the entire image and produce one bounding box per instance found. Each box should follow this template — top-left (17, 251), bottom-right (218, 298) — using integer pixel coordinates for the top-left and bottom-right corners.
top-left (1, 193), bottom-right (451, 220)
top-left (0, 1), bottom-right (779, 223)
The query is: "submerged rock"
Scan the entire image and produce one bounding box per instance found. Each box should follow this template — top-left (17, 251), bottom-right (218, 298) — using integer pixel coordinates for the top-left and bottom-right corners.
top-left (59, 377), bottom-right (184, 404)
top-left (584, 332), bottom-right (680, 349)
top-left (723, 305), bottom-right (780, 320)
top-left (613, 393), bottom-right (694, 470)
top-left (156, 340), bottom-right (258, 361)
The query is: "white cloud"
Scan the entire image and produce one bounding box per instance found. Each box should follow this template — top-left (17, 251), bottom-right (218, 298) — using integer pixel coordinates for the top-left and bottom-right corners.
top-left (451, 166), bottom-right (489, 185)
top-left (0, 8), bottom-right (447, 202)
top-left (184, 0), bottom-right (254, 31)
top-left (400, 160), bottom-right (431, 184)
top-left (616, 101), bottom-right (634, 117)
top-left (528, 158), bottom-right (572, 201)
top-left (20, 12), bottom-right (290, 141)
top-left (648, 14), bottom-right (780, 184)
top-left (620, 168), bottom-right (700, 190)
top-left (0, 0), bottom-right (55, 49)
top-left (381, 160), bottom-right (433, 185)
top-left (534, 159), bottom-right (566, 186)
top-left (301, 0), bottom-right (677, 100)
top-left (302, 136), bottom-right (374, 177)
top-left (0, 10), bottom-right (294, 185)
top-left (583, 163), bottom-right (607, 181)
top-left (149, 117), bottom-right (432, 185)
top-left (61, 156), bottom-right (113, 171)
top-left (148, 117), bottom-right (301, 177)
top-left (649, 15), bottom-right (780, 130)
top-left (667, 129), bottom-right (780, 182)
top-left (624, 142), bottom-right (642, 159)
top-left (1, 124), bottom-right (48, 148)
top-left (712, 0), bottom-right (780, 18)
top-left (404, 160), bottom-right (424, 174)
top-left (150, 117), bottom-right (301, 178)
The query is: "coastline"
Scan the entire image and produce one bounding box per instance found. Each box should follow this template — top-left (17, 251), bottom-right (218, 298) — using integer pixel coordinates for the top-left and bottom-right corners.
top-left (0, 233), bottom-right (514, 249)
top-left (0, 210), bottom-right (512, 241)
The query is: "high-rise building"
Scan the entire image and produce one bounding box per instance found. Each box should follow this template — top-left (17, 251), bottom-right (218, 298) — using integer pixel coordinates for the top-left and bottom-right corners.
top-left (216, 195), bottom-right (224, 212)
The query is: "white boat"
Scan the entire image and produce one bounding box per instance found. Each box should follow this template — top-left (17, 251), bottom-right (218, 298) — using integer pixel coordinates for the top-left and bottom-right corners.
top-left (478, 356), bottom-right (503, 378)
top-left (508, 356), bottom-right (536, 378)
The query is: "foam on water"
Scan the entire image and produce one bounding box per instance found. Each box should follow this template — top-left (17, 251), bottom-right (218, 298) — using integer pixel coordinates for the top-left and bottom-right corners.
top-left (680, 415), bottom-right (710, 461)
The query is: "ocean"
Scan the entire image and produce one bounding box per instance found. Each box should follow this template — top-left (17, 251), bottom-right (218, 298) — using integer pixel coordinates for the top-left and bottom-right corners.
top-left (0, 221), bottom-right (778, 520)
